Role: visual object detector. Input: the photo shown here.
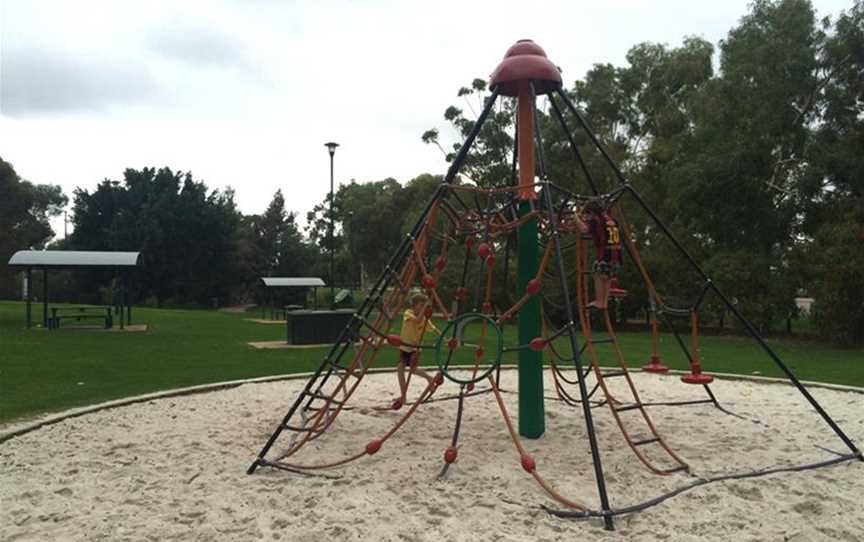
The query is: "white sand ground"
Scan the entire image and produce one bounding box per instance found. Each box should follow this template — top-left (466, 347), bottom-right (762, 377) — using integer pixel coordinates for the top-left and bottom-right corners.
top-left (1, 370), bottom-right (862, 542)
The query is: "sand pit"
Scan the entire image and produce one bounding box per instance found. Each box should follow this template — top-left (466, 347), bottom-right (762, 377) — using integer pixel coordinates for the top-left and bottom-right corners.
top-left (1, 370), bottom-right (862, 541)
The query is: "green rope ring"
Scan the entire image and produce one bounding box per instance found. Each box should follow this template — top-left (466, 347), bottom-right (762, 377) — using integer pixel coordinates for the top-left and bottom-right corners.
top-left (435, 312), bottom-right (504, 385)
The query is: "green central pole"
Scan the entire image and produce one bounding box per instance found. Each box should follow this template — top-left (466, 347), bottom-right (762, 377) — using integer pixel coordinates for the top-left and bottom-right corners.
top-left (517, 200), bottom-right (544, 438)
top-left (516, 80), bottom-right (544, 439)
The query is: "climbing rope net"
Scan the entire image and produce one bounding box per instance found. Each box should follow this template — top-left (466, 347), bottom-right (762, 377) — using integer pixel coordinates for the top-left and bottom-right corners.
top-left (245, 177), bottom-right (862, 523)
top-left (247, 85), bottom-right (861, 528)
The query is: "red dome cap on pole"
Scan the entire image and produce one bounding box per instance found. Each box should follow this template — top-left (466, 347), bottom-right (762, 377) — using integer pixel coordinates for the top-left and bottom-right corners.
top-left (489, 39), bottom-right (562, 97)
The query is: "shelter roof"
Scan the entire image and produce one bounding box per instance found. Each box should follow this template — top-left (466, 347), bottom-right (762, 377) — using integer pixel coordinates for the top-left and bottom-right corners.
top-left (261, 277), bottom-right (325, 288)
top-left (8, 250), bottom-right (141, 269)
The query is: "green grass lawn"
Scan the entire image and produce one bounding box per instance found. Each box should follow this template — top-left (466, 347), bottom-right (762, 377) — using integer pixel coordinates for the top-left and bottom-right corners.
top-left (0, 300), bottom-right (861, 424)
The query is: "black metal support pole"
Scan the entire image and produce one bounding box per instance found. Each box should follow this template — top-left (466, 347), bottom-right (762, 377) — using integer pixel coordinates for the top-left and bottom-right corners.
top-left (556, 83), bottom-right (860, 461)
top-left (301, 233), bottom-right (418, 411)
top-left (547, 94), bottom-right (600, 195)
top-left (657, 311), bottom-right (697, 366)
top-left (542, 184), bottom-right (615, 530)
top-left (555, 89), bottom-right (628, 187)
top-left (624, 185), bottom-right (861, 459)
top-left (329, 151), bottom-right (335, 310)
top-left (445, 90), bottom-right (501, 183)
top-left (251, 187), bottom-right (445, 472)
top-left (249, 93), bottom-right (501, 474)
top-left (693, 281), bottom-right (712, 311)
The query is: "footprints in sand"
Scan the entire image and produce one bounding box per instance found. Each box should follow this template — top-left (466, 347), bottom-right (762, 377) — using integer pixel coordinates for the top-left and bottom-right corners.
top-left (726, 482), bottom-right (763, 501)
top-left (791, 499), bottom-right (824, 515)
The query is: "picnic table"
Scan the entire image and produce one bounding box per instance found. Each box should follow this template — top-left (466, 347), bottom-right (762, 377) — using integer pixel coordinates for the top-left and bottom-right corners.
top-left (49, 307), bottom-right (113, 330)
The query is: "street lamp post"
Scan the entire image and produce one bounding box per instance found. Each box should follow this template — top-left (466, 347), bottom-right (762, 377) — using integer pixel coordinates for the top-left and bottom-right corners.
top-left (324, 142), bottom-right (339, 309)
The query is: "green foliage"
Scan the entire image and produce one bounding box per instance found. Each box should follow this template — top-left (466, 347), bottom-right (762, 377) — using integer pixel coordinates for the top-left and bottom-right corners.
top-left (416, 0), bottom-right (862, 346)
top-left (422, 81), bottom-right (515, 187)
top-left (803, 206), bottom-right (864, 346)
top-left (68, 167), bottom-right (243, 306)
top-left (0, 157), bottom-right (67, 298)
top-left (306, 174), bottom-right (445, 285)
top-left (6, 0), bottom-right (861, 348)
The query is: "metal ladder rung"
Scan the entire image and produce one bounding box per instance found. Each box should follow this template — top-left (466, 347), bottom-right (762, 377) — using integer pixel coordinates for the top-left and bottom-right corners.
top-left (304, 391), bottom-right (344, 406)
top-left (600, 370), bottom-right (628, 379)
top-left (282, 424), bottom-right (317, 433)
top-left (331, 364), bottom-right (360, 380)
top-left (614, 403), bottom-right (642, 412)
top-left (632, 436), bottom-right (660, 447)
top-left (666, 465), bottom-right (689, 474)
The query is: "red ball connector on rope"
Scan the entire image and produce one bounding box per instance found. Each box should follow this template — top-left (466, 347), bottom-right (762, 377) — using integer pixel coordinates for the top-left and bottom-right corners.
top-left (520, 454), bottom-right (536, 473)
top-left (365, 440), bottom-right (382, 455)
top-left (444, 446), bottom-right (458, 464)
top-left (526, 279), bottom-right (541, 295)
top-left (422, 274), bottom-right (436, 289)
top-left (477, 242), bottom-right (491, 259)
top-left (529, 337), bottom-right (546, 352)
top-left (386, 334), bottom-right (402, 347)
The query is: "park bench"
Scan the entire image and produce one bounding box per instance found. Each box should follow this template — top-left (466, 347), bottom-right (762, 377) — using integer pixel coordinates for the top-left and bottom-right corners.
top-left (49, 307), bottom-right (113, 330)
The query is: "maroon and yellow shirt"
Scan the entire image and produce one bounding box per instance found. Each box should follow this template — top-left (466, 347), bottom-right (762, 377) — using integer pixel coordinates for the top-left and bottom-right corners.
top-left (587, 212), bottom-right (623, 263)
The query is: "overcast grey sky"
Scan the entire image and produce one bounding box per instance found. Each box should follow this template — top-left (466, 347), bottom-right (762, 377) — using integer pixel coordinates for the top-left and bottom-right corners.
top-left (0, 0), bottom-right (855, 232)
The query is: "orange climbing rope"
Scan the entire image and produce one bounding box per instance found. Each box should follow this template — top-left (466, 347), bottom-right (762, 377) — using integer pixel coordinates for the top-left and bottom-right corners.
top-left (280, 375), bottom-right (442, 471)
top-left (487, 376), bottom-right (590, 511)
top-left (574, 233), bottom-right (689, 475)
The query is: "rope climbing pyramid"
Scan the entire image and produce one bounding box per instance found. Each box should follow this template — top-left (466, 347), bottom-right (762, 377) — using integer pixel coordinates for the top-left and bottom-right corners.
top-left (247, 39), bottom-right (862, 531)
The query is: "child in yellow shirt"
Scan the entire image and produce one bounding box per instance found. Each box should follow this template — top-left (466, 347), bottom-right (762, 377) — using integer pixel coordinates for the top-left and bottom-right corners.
top-left (395, 293), bottom-right (440, 408)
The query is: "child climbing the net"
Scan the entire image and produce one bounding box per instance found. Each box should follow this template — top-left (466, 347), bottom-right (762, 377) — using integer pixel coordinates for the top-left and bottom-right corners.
top-left (394, 293), bottom-right (440, 409)
top-left (576, 200), bottom-right (623, 310)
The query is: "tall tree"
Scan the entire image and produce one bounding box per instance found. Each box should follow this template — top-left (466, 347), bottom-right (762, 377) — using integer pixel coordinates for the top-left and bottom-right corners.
top-left (423, 78), bottom-right (515, 187)
top-left (0, 157), bottom-right (67, 298)
top-left (795, 0), bottom-right (864, 344)
top-left (69, 167), bottom-right (242, 306)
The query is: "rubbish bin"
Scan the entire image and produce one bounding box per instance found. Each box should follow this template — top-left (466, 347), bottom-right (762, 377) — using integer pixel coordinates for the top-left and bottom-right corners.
top-left (286, 309), bottom-right (356, 345)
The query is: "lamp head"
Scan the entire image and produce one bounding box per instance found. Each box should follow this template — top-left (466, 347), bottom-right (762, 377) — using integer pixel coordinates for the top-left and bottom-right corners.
top-left (324, 142), bottom-right (339, 156)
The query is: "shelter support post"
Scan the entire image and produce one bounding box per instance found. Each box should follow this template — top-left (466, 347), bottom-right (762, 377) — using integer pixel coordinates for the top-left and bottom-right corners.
top-left (25, 268), bottom-right (32, 328)
top-left (42, 269), bottom-right (48, 328)
top-left (119, 276), bottom-right (125, 330)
